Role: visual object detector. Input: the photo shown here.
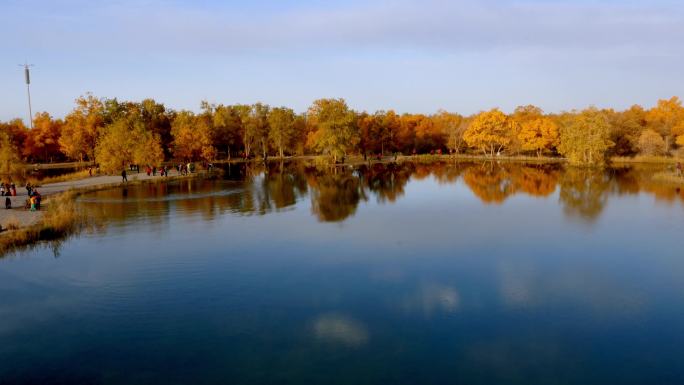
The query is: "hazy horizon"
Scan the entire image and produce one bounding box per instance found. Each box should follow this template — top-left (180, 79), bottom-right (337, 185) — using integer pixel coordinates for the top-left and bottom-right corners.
top-left (2, 0), bottom-right (683, 121)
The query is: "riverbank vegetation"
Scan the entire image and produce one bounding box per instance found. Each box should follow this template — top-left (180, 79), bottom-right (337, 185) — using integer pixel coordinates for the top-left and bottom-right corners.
top-left (0, 170), bottom-right (216, 255)
top-left (0, 191), bottom-right (85, 255)
top-left (2, 95), bottom-right (684, 175)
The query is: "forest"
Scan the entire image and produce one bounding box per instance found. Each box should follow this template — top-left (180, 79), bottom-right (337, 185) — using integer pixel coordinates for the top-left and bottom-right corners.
top-left (2, 94), bottom-right (684, 174)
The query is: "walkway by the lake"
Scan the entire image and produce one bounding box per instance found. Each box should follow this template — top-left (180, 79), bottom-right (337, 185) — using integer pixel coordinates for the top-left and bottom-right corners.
top-left (0, 169), bottom-right (186, 230)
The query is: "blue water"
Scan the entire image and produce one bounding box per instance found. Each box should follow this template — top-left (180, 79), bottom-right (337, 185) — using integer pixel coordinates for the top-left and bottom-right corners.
top-left (1, 162), bottom-right (684, 384)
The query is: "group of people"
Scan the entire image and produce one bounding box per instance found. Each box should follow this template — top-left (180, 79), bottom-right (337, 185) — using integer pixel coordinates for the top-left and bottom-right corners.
top-left (25, 184), bottom-right (42, 211)
top-left (2, 182), bottom-right (17, 210)
top-left (177, 163), bottom-right (195, 176)
top-left (1, 182), bottom-right (17, 197)
top-left (145, 165), bottom-right (169, 177)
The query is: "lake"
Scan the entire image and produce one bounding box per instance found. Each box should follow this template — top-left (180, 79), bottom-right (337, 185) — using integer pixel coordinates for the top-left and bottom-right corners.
top-left (1, 161), bottom-right (684, 384)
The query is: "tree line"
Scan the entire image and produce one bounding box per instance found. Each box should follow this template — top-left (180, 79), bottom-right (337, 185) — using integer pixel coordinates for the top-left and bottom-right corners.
top-left (2, 94), bottom-right (684, 173)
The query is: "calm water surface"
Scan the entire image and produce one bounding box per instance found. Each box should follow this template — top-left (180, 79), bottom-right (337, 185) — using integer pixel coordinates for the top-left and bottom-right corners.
top-left (1, 161), bottom-right (684, 384)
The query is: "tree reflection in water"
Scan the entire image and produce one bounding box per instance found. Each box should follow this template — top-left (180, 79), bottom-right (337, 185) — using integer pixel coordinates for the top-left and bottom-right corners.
top-left (558, 167), bottom-right (610, 221)
top-left (79, 161), bottom-right (684, 230)
top-left (308, 166), bottom-right (366, 222)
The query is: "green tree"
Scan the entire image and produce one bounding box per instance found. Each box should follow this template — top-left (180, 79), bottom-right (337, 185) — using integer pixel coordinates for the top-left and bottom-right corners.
top-left (307, 98), bottom-right (358, 163)
top-left (557, 108), bottom-right (614, 165)
top-left (268, 107), bottom-right (297, 158)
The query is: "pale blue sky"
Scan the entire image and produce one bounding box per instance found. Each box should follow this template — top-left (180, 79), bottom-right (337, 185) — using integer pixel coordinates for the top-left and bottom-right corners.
top-left (1, 0), bottom-right (683, 122)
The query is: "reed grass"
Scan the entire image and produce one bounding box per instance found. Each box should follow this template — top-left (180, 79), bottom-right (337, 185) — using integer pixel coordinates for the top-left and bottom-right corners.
top-left (611, 156), bottom-right (679, 164)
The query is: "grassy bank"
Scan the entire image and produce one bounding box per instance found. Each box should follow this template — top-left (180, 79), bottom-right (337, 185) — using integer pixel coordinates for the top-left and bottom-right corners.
top-left (652, 171), bottom-right (684, 186)
top-left (611, 156), bottom-right (681, 164)
top-left (0, 191), bottom-right (87, 256)
top-left (0, 170), bottom-right (217, 256)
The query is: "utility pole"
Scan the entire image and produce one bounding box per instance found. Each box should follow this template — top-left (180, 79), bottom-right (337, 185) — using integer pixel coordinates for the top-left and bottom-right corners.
top-left (19, 62), bottom-right (34, 129)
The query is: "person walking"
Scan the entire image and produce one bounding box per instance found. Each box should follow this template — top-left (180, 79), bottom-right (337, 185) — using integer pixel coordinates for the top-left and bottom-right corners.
top-left (122, 169), bottom-right (128, 183)
top-left (5, 196), bottom-right (11, 209)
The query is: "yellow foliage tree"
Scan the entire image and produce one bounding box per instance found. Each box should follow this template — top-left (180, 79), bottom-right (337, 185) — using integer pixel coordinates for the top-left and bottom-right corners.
top-left (95, 118), bottom-right (164, 173)
top-left (0, 131), bottom-right (23, 176)
top-left (638, 129), bottom-right (666, 156)
top-left (463, 109), bottom-right (513, 156)
top-left (517, 117), bottom-right (559, 157)
top-left (171, 111), bottom-right (216, 161)
top-left (60, 94), bottom-right (104, 162)
top-left (646, 96), bottom-right (684, 152)
top-left (672, 121), bottom-right (684, 147)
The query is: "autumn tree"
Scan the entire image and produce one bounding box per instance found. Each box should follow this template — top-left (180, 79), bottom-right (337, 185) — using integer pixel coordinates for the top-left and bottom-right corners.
top-left (638, 129), bottom-right (666, 156)
top-left (381, 110), bottom-right (401, 154)
top-left (432, 111), bottom-right (464, 155)
top-left (463, 109), bottom-right (514, 156)
top-left (140, 99), bottom-right (173, 155)
top-left (60, 93), bottom-right (105, 162)
top-left (0, 119), bottom-right (28, 154)
top-left (95, 117), bottom-right (163, 173)
top-left (557, 108), bottom-right (614, 165)
top-left (268, 107), bottom-right (297, 158)
top-left (646, 97), bottom-right (684, 153)
top-left (171, 111), bottom-right (216, 161)
top-left (23, 112), bottom-right (63, 162)
top-left (414, 115), bottom-right (447, 153)
top-left (357, 112), bottom-right (380, 157)
top-left (209, 104), bottom-right (244, 159)
top-left (0, 131), bottom-right (23, 176)
top-left (239, 103), bottom-right (270, 159)
top-left (307, 98), bottom-right (358, 163)
top-left (517, 117), bottom-right (559, 157)
top-left (672, 121), bottom-right (684, 148)
top-left (607, 105), bottom-right (647, 156)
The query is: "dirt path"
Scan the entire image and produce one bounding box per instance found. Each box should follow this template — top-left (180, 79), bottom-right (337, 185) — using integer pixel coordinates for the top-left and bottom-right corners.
top-left (0, 170), bottom-right (187, 230)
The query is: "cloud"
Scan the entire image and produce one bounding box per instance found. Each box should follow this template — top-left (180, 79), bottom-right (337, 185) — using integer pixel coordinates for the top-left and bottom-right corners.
top-left (4, 0), bottom-right (684, 55)
top-left (402, 283), bottom-right (461, 317)
top-left (312, 313), bottom-right (369, 347)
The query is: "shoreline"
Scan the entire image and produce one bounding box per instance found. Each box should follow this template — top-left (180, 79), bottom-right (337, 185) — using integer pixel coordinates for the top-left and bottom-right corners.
top-left (0, 170), bottom-right (211, 255)
top-left (3, 155), bottom-right (681, 255)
